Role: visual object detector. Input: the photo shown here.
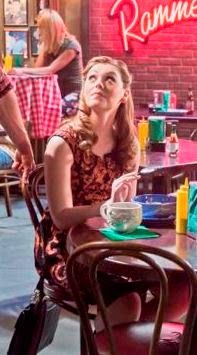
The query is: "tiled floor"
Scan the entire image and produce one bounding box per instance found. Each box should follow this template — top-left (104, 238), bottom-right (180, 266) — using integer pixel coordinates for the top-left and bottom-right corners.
top-left (0, 196), bottom-right (80, 355)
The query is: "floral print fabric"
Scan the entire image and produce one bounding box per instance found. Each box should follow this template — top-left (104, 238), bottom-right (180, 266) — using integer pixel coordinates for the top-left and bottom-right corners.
top-left (35, 125), bottom-right (123, 288)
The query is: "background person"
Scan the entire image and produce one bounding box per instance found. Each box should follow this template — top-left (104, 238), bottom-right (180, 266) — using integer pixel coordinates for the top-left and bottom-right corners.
top-left (0, 67), bottom-right (34, 180)
top-left (11, 9), bottom-right (83, 116)
top-left (34, 55), bottom-right (141, 327)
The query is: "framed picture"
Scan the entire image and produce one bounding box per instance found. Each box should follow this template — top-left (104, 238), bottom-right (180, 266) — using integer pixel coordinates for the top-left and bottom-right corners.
top-left (4, 0), bottom-right (28, 26)
top-left (30, 26), bottom-right (40, 56)
top-left (4, 29), bottom-right (28, 58)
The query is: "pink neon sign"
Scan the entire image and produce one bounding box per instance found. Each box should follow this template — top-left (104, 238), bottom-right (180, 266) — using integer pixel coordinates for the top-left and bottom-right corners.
top-left (110, 0), bottom-right (197, 51)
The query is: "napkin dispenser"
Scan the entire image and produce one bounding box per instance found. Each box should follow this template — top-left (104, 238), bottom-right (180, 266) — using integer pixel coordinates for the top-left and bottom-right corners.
top-left (187, 182), bottom-right (197, 238)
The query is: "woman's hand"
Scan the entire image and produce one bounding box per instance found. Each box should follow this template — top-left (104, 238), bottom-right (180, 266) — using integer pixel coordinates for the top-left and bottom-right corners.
top-left (111, 173), bottom-right (140, 202)
top-left (8, 68), bottom-right (24, 75)
top-left (12, 149), bottom-right (35, 183)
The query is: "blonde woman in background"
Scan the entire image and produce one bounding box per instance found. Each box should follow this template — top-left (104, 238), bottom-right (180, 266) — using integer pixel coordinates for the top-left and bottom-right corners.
top-left (11, 9), bottom-right (83, 115)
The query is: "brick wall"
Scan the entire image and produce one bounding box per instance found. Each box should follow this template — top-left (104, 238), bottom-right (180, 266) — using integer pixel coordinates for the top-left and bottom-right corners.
top-left (87, 0), bottom-right (197, 109)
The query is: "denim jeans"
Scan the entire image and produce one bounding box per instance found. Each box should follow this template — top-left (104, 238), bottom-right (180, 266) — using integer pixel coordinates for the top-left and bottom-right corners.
top-left (0, 149), bottom-right (13, 169)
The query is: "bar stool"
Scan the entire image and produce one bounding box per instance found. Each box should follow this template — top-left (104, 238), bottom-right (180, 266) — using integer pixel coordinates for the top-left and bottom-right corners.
top-left (0, 169), bottom-right (20, 216)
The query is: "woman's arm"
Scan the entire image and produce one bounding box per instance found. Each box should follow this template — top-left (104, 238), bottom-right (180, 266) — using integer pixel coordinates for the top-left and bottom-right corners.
top-left (12, 49), bottom-right (77, 76)
top-left (34, 45), bottom-right (45, 67)
top-left (113, 140), bottom-right (141, 202)
top-left (0, 88), bottom-right (34, 180)
top-left (44, 136), bottom-right (102, 231)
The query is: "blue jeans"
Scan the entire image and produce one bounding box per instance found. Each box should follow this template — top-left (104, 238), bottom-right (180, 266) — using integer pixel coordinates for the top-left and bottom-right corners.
top-left (0, 149), bottom-right (13, 169)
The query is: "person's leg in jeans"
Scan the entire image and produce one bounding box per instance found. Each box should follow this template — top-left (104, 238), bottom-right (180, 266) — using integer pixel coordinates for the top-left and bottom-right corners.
top-left (0, 149), bottom-right (13, 168)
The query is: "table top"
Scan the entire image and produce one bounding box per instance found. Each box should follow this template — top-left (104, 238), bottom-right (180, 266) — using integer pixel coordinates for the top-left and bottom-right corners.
top-left (67, 217), bottom-right (197, 276)
top-left (9, 74), bottom-right (62, 139)
top-left (140, 138), bottom-right (197, 171)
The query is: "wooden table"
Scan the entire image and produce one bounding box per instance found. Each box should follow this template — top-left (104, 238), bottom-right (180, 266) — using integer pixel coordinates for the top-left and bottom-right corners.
top-left (67, 217), bottom-right (197, 277)
top-left (139, 139), bottom-right (197, 193)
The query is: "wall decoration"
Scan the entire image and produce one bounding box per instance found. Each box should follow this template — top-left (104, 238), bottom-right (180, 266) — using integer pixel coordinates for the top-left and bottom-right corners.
top-left (4, 29), bottom-right (28, 58)
top-left (30, 26), bottom-right (40, 56)
top-left (109, 0), bottom-right (197, 51)
top-left (4, 0), bottom-right (28, 26)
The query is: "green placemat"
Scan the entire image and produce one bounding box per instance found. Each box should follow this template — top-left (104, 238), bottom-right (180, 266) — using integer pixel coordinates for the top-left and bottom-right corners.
top-left (99, 226), bottom-right (160, 241)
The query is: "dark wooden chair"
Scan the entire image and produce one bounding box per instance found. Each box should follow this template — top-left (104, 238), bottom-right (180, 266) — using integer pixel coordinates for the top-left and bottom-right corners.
top-left (21, 164), bottom-right (97, 355)
top-left (0, 168), bottom-right (20, 216)
top-left (67, 241), bottom-right (197, 355)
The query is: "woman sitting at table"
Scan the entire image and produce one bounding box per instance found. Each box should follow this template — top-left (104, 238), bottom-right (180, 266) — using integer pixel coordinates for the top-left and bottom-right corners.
top-left (11, 9), bottom-right (83, 117)
top-left (35, 55), bottom-right (142, 326)
top-left (34, 55), bottom-right (189, 326)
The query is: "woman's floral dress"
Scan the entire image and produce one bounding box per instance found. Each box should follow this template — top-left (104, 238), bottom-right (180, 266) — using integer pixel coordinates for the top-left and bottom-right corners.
top-left (34, 125), bottom-right (124, 291)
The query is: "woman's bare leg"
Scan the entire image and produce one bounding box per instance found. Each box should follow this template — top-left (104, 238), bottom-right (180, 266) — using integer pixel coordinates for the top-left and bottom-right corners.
top-left (94, 292), bottom-right (141, 331)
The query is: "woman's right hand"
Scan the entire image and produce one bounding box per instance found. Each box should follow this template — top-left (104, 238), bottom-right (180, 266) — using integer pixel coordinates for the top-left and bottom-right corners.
top-left (111, 173), bottom-right (140, 202)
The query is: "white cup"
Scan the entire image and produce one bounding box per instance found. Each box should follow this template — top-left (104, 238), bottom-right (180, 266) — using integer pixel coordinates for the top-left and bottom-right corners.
top-left (100, 201), bottom-right (142, 233)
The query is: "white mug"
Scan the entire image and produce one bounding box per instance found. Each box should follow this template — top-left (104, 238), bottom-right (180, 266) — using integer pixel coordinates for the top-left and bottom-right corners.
top-left (100, 201), bottom-right (142, 233)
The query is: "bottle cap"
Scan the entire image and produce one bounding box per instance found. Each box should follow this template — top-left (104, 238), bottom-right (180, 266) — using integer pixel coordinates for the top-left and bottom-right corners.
top-left (180, 178), bottom-right (189, 191)
top-left (184, 177), bottom-right (189, 186)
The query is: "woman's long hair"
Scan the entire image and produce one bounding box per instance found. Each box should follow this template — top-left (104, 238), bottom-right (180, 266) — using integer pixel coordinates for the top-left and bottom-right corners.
top-left (75, 56), bottom-right (138, 171)
top-left (37, 9), bottom-right (68, 54)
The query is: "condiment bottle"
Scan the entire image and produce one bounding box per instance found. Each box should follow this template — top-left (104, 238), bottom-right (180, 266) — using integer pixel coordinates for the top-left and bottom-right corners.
top-left (185, 87), bottom-right (194, 114)
top-left (176, 178), bottom-right (189, 234)
top-left (168, 123), bottom-right (179, 157)
top-left (170, 92), bottom-right (177, 109)
top-left (3, 53), bottom-right (13, 72)
top-left (137, 118), bottom-right (149, 150)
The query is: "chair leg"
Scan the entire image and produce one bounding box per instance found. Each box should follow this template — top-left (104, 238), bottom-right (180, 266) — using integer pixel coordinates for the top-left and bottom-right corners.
top-left (3, 177), bottom-right (12, 217)
top-left (80, 322), bottom-right (89, 355)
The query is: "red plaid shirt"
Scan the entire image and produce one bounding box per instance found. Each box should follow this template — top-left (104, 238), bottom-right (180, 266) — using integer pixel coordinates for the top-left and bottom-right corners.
top-left (0, 68), bottom-right (13, 99)
top-left (9, 74), bottom-right (62, 138)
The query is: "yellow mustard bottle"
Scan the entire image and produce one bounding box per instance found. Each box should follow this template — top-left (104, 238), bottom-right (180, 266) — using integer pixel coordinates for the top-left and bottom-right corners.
top-left (176, 178), bottom-right (189, 234)
top-left (3, 53), bottom-right (13, 72)
top-left (138, 118), bottom-right (149, 150)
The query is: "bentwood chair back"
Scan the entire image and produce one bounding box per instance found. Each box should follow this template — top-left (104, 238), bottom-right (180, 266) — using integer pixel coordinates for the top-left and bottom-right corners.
top-left (66, 241), bottom-right (197, 355)
top-left (21, 164), bottom-right (97, 355)
top-left (0, 168), bottom-right (20, 216)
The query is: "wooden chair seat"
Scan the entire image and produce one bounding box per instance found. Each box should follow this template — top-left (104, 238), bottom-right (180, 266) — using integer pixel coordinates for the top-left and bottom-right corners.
top-left (96, 321), bottom-right (183, 355)
top-left (0, 169), bottom-right (20, 216)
